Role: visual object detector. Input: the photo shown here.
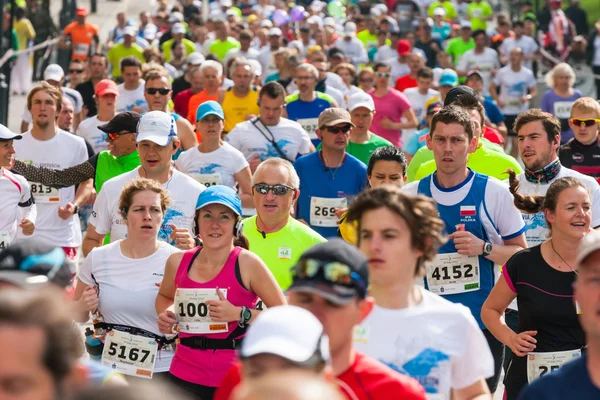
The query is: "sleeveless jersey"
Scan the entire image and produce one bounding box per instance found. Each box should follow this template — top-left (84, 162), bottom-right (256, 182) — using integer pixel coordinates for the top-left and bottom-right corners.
top-left (559, 138), bottom-right (600, 184)
top-left (222, 87), bottom-right (260, 133)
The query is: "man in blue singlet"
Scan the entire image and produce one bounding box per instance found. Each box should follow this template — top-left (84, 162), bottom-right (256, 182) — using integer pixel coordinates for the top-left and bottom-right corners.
top-left (402, 105), bottom-right (527, 395)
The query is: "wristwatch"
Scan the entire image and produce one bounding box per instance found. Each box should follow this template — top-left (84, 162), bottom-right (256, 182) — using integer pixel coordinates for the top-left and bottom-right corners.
top-left (72, 203), bottom-right (80, 216)
top-left (238, 306), bottom-right (252, 328)
top-left (482, 241), bottom-right (493, 257)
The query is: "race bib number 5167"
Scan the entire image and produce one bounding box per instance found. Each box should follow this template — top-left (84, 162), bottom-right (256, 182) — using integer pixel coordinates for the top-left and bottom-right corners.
top-left (101, 330), bottom-right (158, 379)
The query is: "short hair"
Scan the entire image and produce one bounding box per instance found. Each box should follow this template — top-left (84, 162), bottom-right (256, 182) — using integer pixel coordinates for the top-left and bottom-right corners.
top-left (200, 60), bottom-right (224, 77)
top-left (358, 66), bottom-right (374, 80)
top-left (571, 97), bottom-right (600, 118)
top-left (332, 63), bottom-right (356, 77)
top-left (416, 67), bottom-right (433, 80)
top-left (144, 68), bottom-right (172, 87)
top-left (367, 146), bottom-right (407, 178)
top-left (231, 58), bottom-right (255, 77)
top-left (472, 29), bottom-right (487, 39)
top-left (27, 81), bottom-right (63, 112)
top-left (252, 158), bottom-right (300, 189)
top-left (69, 59), bottom-right (84, 67)
top-left (373, 62), bottom-right (390, 72)
top-left (347, 186), bottom-right (446, 277)
top-left (513, 20), bottom-right (524, 29)
top-left (171, 39), bottom-right (183, 51)
top-left (430, 105), bottom-right (475, 141)
top-left (453, 94), bottom-right (485, 127)
top-left (239, 29), bottom-right (253, 40)
top-left (90, 53), bottom-right (108, 66)
top-left (120, 56), bottom-right (142, 72)
top-left (119, 178), bottom-right (171, 217)
top-left (514, 109), bottom-right (561, 143)
top-left (259, 81), bottom-right (286, 102)
top-left (296, 64), bottom-right (319, 80)
top-left (545, 62), bottom-right (576, 89)
top-left (142, 46), bottom-right (163, 63)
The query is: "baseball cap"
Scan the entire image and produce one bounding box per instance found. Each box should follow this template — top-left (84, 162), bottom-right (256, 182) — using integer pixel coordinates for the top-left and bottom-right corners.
top-left (187, 52), bottom-right (205, 66)
top-left (94, 79), bottom-right (119, 97)
top-left (307, 15), bottom-right (323, 26)
top-left (397, 40), bottom-right (411, 56)
top-left (427, 101), bottom-right (443, 115)
top-left (328, 47), bottom-right (344, 59)
top-left (44, 64), bottom-right (64, 82)
top-left (0, 124), bottom-right (22, 140)
top-left (433, 7), bottom-right (446, 17)
top-left (260, 19), bottom-right (273, 28)
top-left (0, 241), bottom-right (72, 289)
top-left (98, 111), bottom-right (141, 134)
top-left (196, 100), bottom-right (224, 122)
top-left (323, 17), bottom-right (335, 27)
top-left (348, 92), bottom-right (375, 112)
top-left (460, 20), bottom-right (472, 29)
top-left (344, 22), bottom-right (357, 36)
top-left (444, 85), bottom-right (477, 106)
top-left (221, 0), bottom-right (233, 7)
top-left (172, 22), bottom-right (186, 35)
top-left (75, 7), bottom-right (88, 16)
top-left (318, 108), bottom-right (355, 129)
top-left (241, 306), bottom-right (330, 365)
top-left (136, 111), bottom-right (178, 146)
top-left (269, 27), bottom-right (282, 37)
top-left (466, 70), bottom-right (484, 81)
top-left (439, 69), bottom-right (459, 87)
top-left (289, 239), bottom-right (369, 305)
top-left (122, 26), bottom-right (137, 37)
top-left (577, 231), bottom-right (600, 265)
top-left (168, 11), bottom-right (184, 23)
top-left (195, 185), bottom-right (242, 216)
top-left (143, 24), bottom-right (158, 40)
top-left (248, 59), bottom-right (262, 78)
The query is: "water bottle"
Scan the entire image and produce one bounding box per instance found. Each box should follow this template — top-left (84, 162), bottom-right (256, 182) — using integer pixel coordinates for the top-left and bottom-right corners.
top-left (84, 327), bottom-right (103, 360)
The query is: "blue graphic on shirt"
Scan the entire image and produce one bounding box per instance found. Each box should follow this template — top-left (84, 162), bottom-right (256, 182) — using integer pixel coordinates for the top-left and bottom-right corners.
top-left (382, 348), bottom-right (450, 394)
top-left (121, 99), bottom-right (148, 113)
top-left (508, 81), bottom-right (527, 97)
top-left (94, 132), bottom-right (108, 147)
top-left (159, 208), bottom-right (185, 242)
top-left (523, 212), bottom-right (546, 231)
top-left (262, 139), bottom-right (293, 159)
top-left (192, 163), bottom-right (221, 174)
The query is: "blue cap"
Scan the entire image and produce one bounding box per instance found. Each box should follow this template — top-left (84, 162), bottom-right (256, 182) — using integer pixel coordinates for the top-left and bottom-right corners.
top-left (196, 100), bottom-right (225, 122)
top-left (195, 185), bottom-right (242, 216)
top-left (439, 69), bottom-right (459, 87)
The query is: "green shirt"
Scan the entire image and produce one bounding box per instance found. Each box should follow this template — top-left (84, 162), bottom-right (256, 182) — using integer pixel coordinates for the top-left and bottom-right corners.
top-left (107, 43), bottom-right (145, 78)
top-left (467, 1), bottom-right (493, 31)
top-left (209, 38), bottom-right (241, 61)
top-left (428, 1), bottom-right (457, 20)
top-left (317, 132), bottom-right (393, 165)
top-left (243, 216), bottom-right (327, 290)
top-left (445, 37), bottom-right (475, 66)
top-left (357, 30), bottom-right (390, 52)
top-left (95, 150), bottom-right (140, 192)
top-left (411, 141), bottom-right (523, 182)
top-left (161, 38), bottom-right (197, 62)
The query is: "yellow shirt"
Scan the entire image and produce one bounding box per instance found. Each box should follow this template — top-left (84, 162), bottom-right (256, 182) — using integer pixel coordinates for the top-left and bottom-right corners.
top-left (13, 18), bottom-right (35, 51)
top-left (222, 87), bottom-right (260, 133)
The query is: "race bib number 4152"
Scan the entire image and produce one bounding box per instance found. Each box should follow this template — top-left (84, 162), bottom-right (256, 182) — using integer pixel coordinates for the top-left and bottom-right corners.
top-left (101, 330), bottom-right (158, 379)
top-left (175, 288), bottom-right (229, 334)
top-left (425, 252), bottom-right (480, 295)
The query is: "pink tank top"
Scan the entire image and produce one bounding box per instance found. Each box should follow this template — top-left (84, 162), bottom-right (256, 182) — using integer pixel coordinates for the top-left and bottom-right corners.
top-left (170, 246), bottom-right (258, 386)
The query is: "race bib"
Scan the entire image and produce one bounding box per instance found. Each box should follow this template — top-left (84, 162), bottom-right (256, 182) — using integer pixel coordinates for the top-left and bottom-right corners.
top-left (310, 197), bottom-right (347, 227)
top-left (101, 330), bottom-right (158, 379)
top-left (553, 101), bottom-right (572, 119)
top-left (29, 182), bottom-right (60, 203)
top-left (506, 96), bottom-right (522, 109)
top-left (175, 288), bottom-right (229, 334)
top-left (527, 349), bottom-right (582, 383)
top-left (297, 118), bottom-right (319, 139)
top-left (278, 247), bottom-right (292, 259)
top-left (425, 252), bottom-right (480, 295)
top-left (73, 43), bottom-right (90, 56)
top-left (191, 173), bottom-right (223, 188)
top-left (471, 8), bottom-right (483, 18)
top-left (0, 231), bottom-right (9, 249)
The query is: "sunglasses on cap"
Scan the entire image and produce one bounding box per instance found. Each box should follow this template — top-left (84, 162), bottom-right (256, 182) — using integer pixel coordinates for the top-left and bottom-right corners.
top-left (69, 69), bottom-right (84, 74)
top-left (570, 118), bottom-right (600, 127)
top-left (323, 125), bottom-right (352, 134)
top-left (375, 72), bottom-right (390, 78)
top-left (253, 183), bottom-right (295, 196)
top-left (292, 258), bottom-right (366, 293)
top-left (145, 88), bottom-right (171, 95)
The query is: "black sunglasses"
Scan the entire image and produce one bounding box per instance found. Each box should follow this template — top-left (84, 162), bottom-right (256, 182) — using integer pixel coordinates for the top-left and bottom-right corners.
top-left (69, 69), bottom-right (84, 74)
top-left (146, 88), bottom-right (171, 95)
top-left (253, 183), bottom-right (295, 196)
top-left (323, 125), bottom-right (352, 134)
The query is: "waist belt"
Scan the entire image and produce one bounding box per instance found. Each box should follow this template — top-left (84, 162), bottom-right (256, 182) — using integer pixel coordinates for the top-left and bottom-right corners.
top-left (179, 336), bottom-right (243, 350)
top-left (94, 322), bottom-right (176, 349)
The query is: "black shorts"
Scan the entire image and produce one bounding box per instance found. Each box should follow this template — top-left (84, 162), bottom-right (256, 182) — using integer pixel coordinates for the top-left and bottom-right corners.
top-left (168, 373), bottom-right (217, 400)
top-left (505, 115), bottom-right (518, 137)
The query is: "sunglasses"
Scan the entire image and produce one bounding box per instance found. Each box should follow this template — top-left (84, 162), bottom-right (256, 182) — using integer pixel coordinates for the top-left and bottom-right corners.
top-left (292, 258), bottom-right (366, 294)
top-left (570, 118), bottom-right (600, 127)
top-left (107, 131), bottom-right (131, 140)
top-left (323, 125), bottom-right (352, 134)
top-left (145, 88), bottom-right (171, 95)
top-left (375, 72), bottom-right (390, 78)
top-left (69, 69), bottom-right (84, 74)
top-left (253, 183), bottom-right (295, 196)
top-left (359, 78), bottom-right (373, 83)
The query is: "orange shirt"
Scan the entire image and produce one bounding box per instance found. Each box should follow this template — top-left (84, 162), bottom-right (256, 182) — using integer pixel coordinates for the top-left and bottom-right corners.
top-left (63, 22), bottom-right (99, 60)
top-left (187, 90), bottom-right (218, 124)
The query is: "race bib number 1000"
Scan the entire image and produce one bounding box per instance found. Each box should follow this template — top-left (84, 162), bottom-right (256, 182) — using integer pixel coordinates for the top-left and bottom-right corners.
top-left (175, 288), bottom-right (229, 334)
top-left (101, 330), bottom-right (158, 379)
top-left (29, 183), bottom-right (60, 203)
top-left (310, 197), bottom-right (347, 227)
top-left (425, 252), bottom-right (480, 295)
top-left (527, 349), bottom-right (581, 383)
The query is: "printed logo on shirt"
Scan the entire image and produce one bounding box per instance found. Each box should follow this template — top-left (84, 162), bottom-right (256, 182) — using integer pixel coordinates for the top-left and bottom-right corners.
top-left (459, 205), bottom-right (477, 223)
top-left (572, 153), bottom-right (584, 163)
top-left (159, 208), bottom-right (185, 243)
top-left (382, 348), bottom-right (450, 395)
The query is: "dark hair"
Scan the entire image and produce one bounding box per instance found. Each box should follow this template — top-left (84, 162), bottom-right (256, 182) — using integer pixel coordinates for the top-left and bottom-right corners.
top-left (430, 105), bottom-right (475, 141)
top-left (514, 109), bottom-right (561, 143)
top-left (513, 20), bottom-right (524, 28)
top-left (259, 81), bottom-right (286, 101)
top-left (347, 186), bottom-right (446, 277)
top-left (90, 53), bottom-right (108, 66)
top-left (472, 29), bottom-right (487, 39)
top-left (171, 39), bottom-right (183, 50)
top-left (454, 94), bottom-right (485, 127)
top-left (367, 146), bottom-right (407, 178)
top-left (239, 29), bottom-right (253, 40)
top-left (194, 212), bottom-right (249, 250)
top-left (416, 67), bottom-right (433, 80)
top-left (120, 56), bottom-right (143, 72)
top-left (373, 62), bottom-right (390, 72)
top-left (15, 7), bottom-right (25, 19)
top-left (507, 169), bottom-right (588, 234)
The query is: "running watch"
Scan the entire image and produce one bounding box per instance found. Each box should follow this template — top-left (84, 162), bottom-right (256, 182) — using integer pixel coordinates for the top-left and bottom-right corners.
top-left (482, 242), bottom-right (493, 257)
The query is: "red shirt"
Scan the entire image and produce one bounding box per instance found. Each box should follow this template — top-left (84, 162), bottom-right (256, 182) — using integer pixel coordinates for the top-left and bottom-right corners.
top-left (483, 126), bottom-right (505, 145)
top-left (173, 89), bottom-right (194, 120)
top-left (394, 74), bottom-right (418, 92)
top-left (214, 352), bottom-right (426, 400)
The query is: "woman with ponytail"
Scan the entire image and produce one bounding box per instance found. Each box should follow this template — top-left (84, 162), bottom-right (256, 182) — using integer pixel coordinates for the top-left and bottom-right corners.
top-left (481, 170), bottom-right (588, 399)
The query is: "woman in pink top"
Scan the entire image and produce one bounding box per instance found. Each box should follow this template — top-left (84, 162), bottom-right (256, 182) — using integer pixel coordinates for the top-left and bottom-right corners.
top-left (368, 62), bottom-right (418, 148)
top-left (156, 185), bottom-right (286, 399)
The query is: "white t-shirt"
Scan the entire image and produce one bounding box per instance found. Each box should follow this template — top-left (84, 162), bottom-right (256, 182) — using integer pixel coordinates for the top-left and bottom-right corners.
top-left (355, 288), bottom-right (494, 399)
top-left (175, 143), bottom-right (249, 189)
top-left (225, 117), bottom-right (311, 162)
top-left (456, 48), bottom-right (500, 96)
top-left (257, 46), bottom-right (278, 82)
top-left (22, 87), bottom-right (83, 124)
top-left (493, 65), bottom-right (537, 116)
top-left (89, 168), bottom-right (205, 244)
top-left (78, 240), bottom-right (179, 372)
top-left (333, 37), bottom-right (368, 67)
top-left (375, 44), bottom-right (396, 63)
top-left (498, 36), bottom-right (539, 70)
top-left (386, 58), bottom-right (411, 85)
top-left (401, 88), bottom-right (439, 145)
top-left (116, 82), bottom-right (149, 113)
top-left (223, 47), bottom-right (260, 66)
top-left (76, 115), bottom-right (109, 154)
top-left (0, 168), bottom-right (36, 246)
top-left (14, 130), bottom-right (88, 247)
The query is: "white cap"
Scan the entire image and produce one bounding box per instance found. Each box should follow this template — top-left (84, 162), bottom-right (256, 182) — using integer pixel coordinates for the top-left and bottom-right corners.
top-left (323, 17), bottom-right (335, 27)
top-left (240, 306), bottom-right (330, 364)
top-left (460, 20), bottom-right (472, 29)
top-left (577, 230), bottom-right (600, 265)
top-left (374, 4), bottom-right (388, 13)
top-left (226, 9), bottom-right (238, 17)
top-left (344, 22), bottom-right (357, 35)
top-left (43, 64), bottom-right (64, 82)
top-left (123, 26), bottom-right (137, 37)
top-left (310, 1), bottom-right (324, 12)
top-left (0, 124), bottom-right (22, 140)
top-left (136, 111), bottom-right (178, 146)
top-left (248, 59), bottom-right (262, 78)
top-left (348, 92), bottom-right (375, 112)
top-left (168, 11), bottom-right (184, 23)
top-left (260, 19), bottom-right (273, 28)
top-left (187, 52), bottom-right (205, 66)
top-left (307, 15), bottom-right (323, 26)
top-left (143, 24), bottom-right (157, 40)
top-left (433, 7), bottom-right (446, 17)
top-left (221, 0), bottom-right (233, 7)
top-left (268, 27), bottom-right (282, 37)
top-left (172, 22), bottom-right (186, 35)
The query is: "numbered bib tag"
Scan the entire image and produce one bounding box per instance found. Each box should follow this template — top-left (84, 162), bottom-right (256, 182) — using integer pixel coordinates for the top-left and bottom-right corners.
top-left (471, 8), bottom-right (483, 18)
top-left (527, 349), bottom-right (581, 383)
top-left (73, 43), bottom-right (90, 56)
top-left (191, 173), bottom-right (223, 188)
top-left (506, 97), bottom-right (522, 109)
top-left (0, 231), bottom-right (9, 250)
top-left (425, 252), bottom-right (480, 295)
top-left (278, 247), bottom-right (292, 259)
top-left (101, 330), bottom-right (158, 379)
top-left (175, 288), bottom-right (229, 334)
top-left (29, 182), bottom-right (60, 203)
top-left (297, 118), bottom-right (319, 139)
top-left (310, 197), bottom-right (347, 227)
top-left (553, 101), bottom-right (573, 119)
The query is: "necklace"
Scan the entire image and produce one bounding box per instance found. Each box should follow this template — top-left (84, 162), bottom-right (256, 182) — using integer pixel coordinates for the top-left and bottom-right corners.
top-left (550, 239), bottom-right (579, 275)
top-left (320, 150), bottom-right (344, 180)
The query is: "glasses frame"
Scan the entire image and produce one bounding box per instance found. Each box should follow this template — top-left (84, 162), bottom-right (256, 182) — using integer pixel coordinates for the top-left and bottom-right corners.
top-left (253, 183), bottom-right (296, 196)
top-left (570, 118), bottom-right (600, 127)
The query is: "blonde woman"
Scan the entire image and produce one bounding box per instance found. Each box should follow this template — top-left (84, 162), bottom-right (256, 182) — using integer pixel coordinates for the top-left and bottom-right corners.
top-left (333, 63), bottom-right (362, 98)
